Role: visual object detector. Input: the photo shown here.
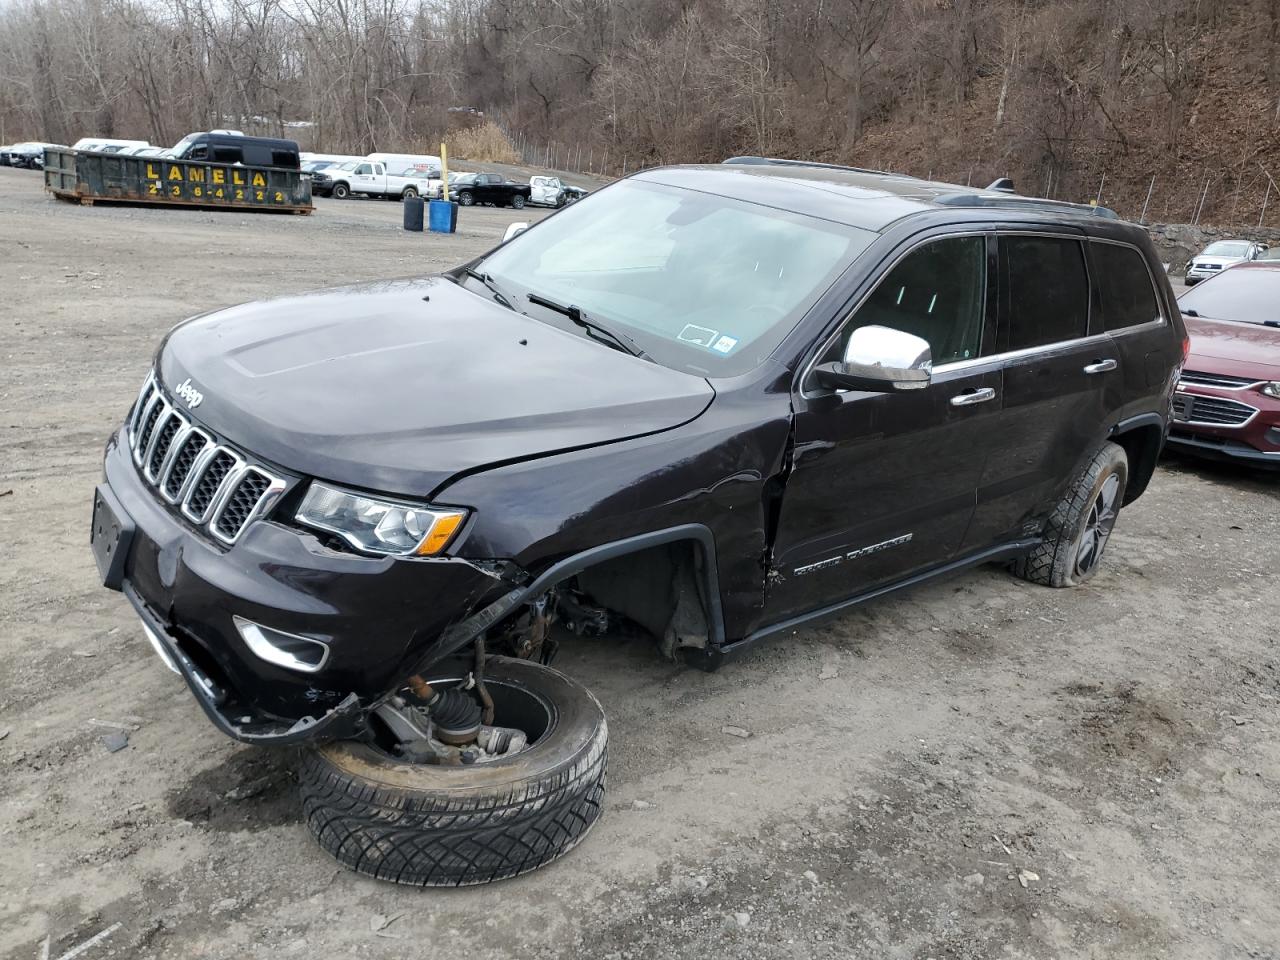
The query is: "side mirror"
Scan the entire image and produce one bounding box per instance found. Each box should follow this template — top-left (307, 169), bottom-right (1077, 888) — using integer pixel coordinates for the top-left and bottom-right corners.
top-left (813, 325), bottom-right (932, 393)
top-left (502, 222), bottom-right (529, 243)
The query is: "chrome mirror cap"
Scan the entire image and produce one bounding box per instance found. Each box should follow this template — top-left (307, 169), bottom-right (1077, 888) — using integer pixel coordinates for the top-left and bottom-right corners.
top-left (814, 325), bottom-right (933, 394)
top-left (843, 324), bottom-right (933, 373)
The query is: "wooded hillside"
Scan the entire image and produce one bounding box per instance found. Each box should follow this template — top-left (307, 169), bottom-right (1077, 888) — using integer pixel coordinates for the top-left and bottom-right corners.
top-left (3, 0), bottom-right (1280, 225)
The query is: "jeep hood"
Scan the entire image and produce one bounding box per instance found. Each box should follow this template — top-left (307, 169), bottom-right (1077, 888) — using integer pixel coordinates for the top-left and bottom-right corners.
top-left (157, 277), bottom-right (714, 498)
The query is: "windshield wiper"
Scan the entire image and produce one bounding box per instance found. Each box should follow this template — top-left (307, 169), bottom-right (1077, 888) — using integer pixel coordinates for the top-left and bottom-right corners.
top-left (461, 267), bottom-right (514, 310)
top-left (527, 293), bottom-right (653, 360)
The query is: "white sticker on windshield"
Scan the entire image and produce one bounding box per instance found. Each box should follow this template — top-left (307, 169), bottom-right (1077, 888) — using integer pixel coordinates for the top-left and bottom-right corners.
top-left (678, 324), bottom-right (719, 347)
top-left (712, 335), bottom-right (739, 354)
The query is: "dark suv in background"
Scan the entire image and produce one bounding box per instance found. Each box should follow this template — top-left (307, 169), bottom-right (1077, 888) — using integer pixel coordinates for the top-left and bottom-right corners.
top-left (90, 158), bottom-right (1184, 888)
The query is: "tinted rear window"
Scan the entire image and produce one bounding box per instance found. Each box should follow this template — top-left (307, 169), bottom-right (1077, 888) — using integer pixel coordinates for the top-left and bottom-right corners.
top-left (1003, 235), bottom-right (1089, 349)
top-left (1092, 242), bottom-right (1161, 330)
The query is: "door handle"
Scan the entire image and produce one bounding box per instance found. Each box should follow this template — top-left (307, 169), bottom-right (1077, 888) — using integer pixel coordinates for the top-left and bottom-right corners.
top-left (950, 387), bottom-right (997, 407)
top-left (1084, 359), bottom-right (1118, 374)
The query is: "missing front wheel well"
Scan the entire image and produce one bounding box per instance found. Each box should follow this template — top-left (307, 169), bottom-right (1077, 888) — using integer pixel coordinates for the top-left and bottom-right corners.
top-left (572, 540), bottom-right (711, 659)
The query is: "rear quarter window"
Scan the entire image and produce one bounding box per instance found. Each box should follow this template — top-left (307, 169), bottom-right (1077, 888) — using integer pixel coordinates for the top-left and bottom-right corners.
top-left (1090, 242), bottom-right (1161, 331)
top-left (1002, 235), bottom-right (1089, 349)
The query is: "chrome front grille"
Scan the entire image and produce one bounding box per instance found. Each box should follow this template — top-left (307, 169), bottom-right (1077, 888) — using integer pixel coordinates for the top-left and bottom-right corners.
top-left (1179, 370), bottom-right (1260, 389)
top-left (128, 375), bottom-right (285, 544)
top-left (1174, 392), bottom-right (1258, 426)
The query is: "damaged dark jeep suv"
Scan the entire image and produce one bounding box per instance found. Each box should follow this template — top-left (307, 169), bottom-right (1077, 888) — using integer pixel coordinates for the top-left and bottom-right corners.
top-left (91, 158), bottom-right (1184, 886)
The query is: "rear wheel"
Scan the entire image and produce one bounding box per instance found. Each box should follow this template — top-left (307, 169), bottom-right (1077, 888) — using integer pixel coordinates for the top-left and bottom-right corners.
top-left (1010, 442), bottom-right (1129, 588)
top-left (512, 194), bottom-right (526, 209)
top-left (457, 190), bottom-right (474, 206)
top-left (331, 182), bottom-right (350, 199)
top-left (299, 657), bottom-right (607, 886)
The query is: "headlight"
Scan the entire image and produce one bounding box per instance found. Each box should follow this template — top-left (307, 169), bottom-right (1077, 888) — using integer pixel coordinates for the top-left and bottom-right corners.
top-left (1263, 382), bottom-right (1280, 399)
top-left (296, 482), bottom-right (466, 556)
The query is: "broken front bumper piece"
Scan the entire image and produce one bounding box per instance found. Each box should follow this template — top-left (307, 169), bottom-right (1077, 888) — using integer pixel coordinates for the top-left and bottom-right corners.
top-left (97, 430), bottom-right (527, 744)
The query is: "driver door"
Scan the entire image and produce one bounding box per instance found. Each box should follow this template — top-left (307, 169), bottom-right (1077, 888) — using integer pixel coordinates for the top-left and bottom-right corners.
top-left (764, 232), bottom-right (1003, 623)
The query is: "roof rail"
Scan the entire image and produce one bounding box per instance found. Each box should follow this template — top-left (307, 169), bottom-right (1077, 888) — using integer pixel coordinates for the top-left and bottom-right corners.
top-left (934, 192), bottom-right (1120, 220)
top-left (722, 155), bottom-right (901, 178)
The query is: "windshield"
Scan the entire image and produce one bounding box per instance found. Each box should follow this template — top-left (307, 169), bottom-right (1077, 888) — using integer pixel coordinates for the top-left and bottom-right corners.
top-left (170, 133), bottom-right (201, 155)
top-left (1203, 241), bottom-right (1251, 258)
top-left (477, 179), bottom-right (875, 375)
top-left (1178, 268), bottom-right (1280, 325)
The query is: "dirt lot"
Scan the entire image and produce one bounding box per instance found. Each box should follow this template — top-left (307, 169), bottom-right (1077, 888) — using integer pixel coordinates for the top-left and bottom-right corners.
top-left (1, 166), bottom-right (1278, 960)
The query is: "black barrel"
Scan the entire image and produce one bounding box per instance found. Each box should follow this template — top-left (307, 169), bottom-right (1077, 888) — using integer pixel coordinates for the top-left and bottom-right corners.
top-left (403, 195), bottom-right (425, 232)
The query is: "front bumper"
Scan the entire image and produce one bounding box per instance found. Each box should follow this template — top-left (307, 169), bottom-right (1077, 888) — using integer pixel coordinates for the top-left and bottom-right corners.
top-left (96, 430), bottom-right (524, 742)
top-left (1167, 382), bottom-right (1280, 466)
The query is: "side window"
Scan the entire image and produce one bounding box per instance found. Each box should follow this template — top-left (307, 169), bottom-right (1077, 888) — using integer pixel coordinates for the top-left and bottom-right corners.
top-left (271, 150), bottom-right (295, 167)
top-left (1002, 235), bottom-right (1089, 349)
top-left (242, 145), bottom-right (270, 166)
top-left (824, 235), bottom-right (988, 367)
top-left (1091, 243), bottom-right (1161, 331)
top-left (212, 146), bottom-right (242, 164)
top-left (355, 163), bottom-right (372, 175)
top-left (373, 164), bottom-right (384, 175)
top-left (188, 145), bottom-right (209, 160)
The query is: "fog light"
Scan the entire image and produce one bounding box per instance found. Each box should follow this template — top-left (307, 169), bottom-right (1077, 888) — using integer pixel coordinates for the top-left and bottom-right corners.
top-left (234, 616), bottom-right (330, 673)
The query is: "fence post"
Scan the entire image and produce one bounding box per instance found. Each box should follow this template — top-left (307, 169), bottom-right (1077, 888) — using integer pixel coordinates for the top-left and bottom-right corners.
top-left (1193, 177), bottom-right (1210, 225)
top-left (1139, 175), bottom-right (1155, 224)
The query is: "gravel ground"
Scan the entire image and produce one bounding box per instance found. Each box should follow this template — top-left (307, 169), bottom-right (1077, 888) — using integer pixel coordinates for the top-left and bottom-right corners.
top-left (1, 167), bottom-right (1277, 960)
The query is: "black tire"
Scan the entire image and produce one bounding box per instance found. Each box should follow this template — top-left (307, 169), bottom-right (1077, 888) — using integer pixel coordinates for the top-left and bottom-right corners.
top-left (299, 657), bottom-right (607, 887)
top-left (457, 190), bottom-right (474, 206)
top-left (331, 182), bottom-right (350, 199)
top-left (1010, 442), bottom-right (1129, 588)
top-left (401, 186), bottom-right (418, 200)
top-left (512, 194), bottom-right (526, 209)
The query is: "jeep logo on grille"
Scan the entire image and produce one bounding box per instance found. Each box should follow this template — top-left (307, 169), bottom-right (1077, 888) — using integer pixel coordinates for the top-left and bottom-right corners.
top-left (174, 378), bottom-right (204, 409)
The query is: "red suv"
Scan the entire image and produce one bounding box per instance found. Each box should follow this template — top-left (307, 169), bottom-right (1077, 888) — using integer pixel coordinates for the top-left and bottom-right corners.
top-left (1172, 262), bottom-right (1280, 466)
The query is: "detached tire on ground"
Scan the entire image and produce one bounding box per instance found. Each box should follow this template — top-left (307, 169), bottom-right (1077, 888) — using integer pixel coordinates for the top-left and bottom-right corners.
top-left (299, 657), bottom-right (607, 886)
top-left (1011, 441), bottom-right (1129, 588)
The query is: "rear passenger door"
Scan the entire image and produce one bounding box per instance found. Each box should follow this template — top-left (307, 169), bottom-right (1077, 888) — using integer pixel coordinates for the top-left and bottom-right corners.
top-left (967, 232), bottom-right (1120, 546)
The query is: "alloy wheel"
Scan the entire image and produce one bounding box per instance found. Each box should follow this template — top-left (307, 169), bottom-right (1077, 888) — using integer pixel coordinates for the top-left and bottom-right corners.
top-left (1075, 473), bottom-right (1121, 577)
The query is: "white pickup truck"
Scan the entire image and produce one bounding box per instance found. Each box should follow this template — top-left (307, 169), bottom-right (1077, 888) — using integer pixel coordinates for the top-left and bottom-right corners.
top-left (318, 160), bottom-right (434, 200)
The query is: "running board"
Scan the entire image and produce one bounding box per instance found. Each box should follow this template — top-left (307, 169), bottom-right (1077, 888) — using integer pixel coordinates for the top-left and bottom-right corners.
top-left (687, 538), bottom-right (1041, 670)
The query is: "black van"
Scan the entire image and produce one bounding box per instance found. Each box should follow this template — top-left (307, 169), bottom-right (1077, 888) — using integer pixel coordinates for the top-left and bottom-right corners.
top-left (169, 132), bottom-right (300, 169)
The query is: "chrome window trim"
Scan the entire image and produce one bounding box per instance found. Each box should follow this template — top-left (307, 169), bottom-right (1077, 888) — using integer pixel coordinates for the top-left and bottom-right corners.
top-left (800, 228), bottom-right (1125, 397)
top-left (1087, 236), bottom-right (1169, 332)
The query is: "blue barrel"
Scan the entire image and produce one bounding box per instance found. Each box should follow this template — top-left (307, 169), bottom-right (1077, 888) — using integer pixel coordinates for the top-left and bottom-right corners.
top-left (428, 199), bottom-right (458, 233)
top-left (403, 195), bottom-right (424, 231)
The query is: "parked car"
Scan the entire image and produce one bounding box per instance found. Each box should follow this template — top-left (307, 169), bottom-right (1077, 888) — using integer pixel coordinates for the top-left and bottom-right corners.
top-left (452, 171), bottom-right (531, 207)
top-left (4, 142), bottom-right (56, 169)
top-left (168, 132), bottom-right (300, 169)
top-left (318, 159), bottom-right (432, 200)
top-left (367, 152), bottom-right (441, 177)
top-left (90, 158), bottom-right (1182, 889)
top-left (1169, 262), bottom-right (1280, 466)
top-left (529, 175), bottom-right (589, 207)
top-left (72, 137), bottom-right (151, 154)
top-left (1183, 239), bottom-right (1268, 285)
